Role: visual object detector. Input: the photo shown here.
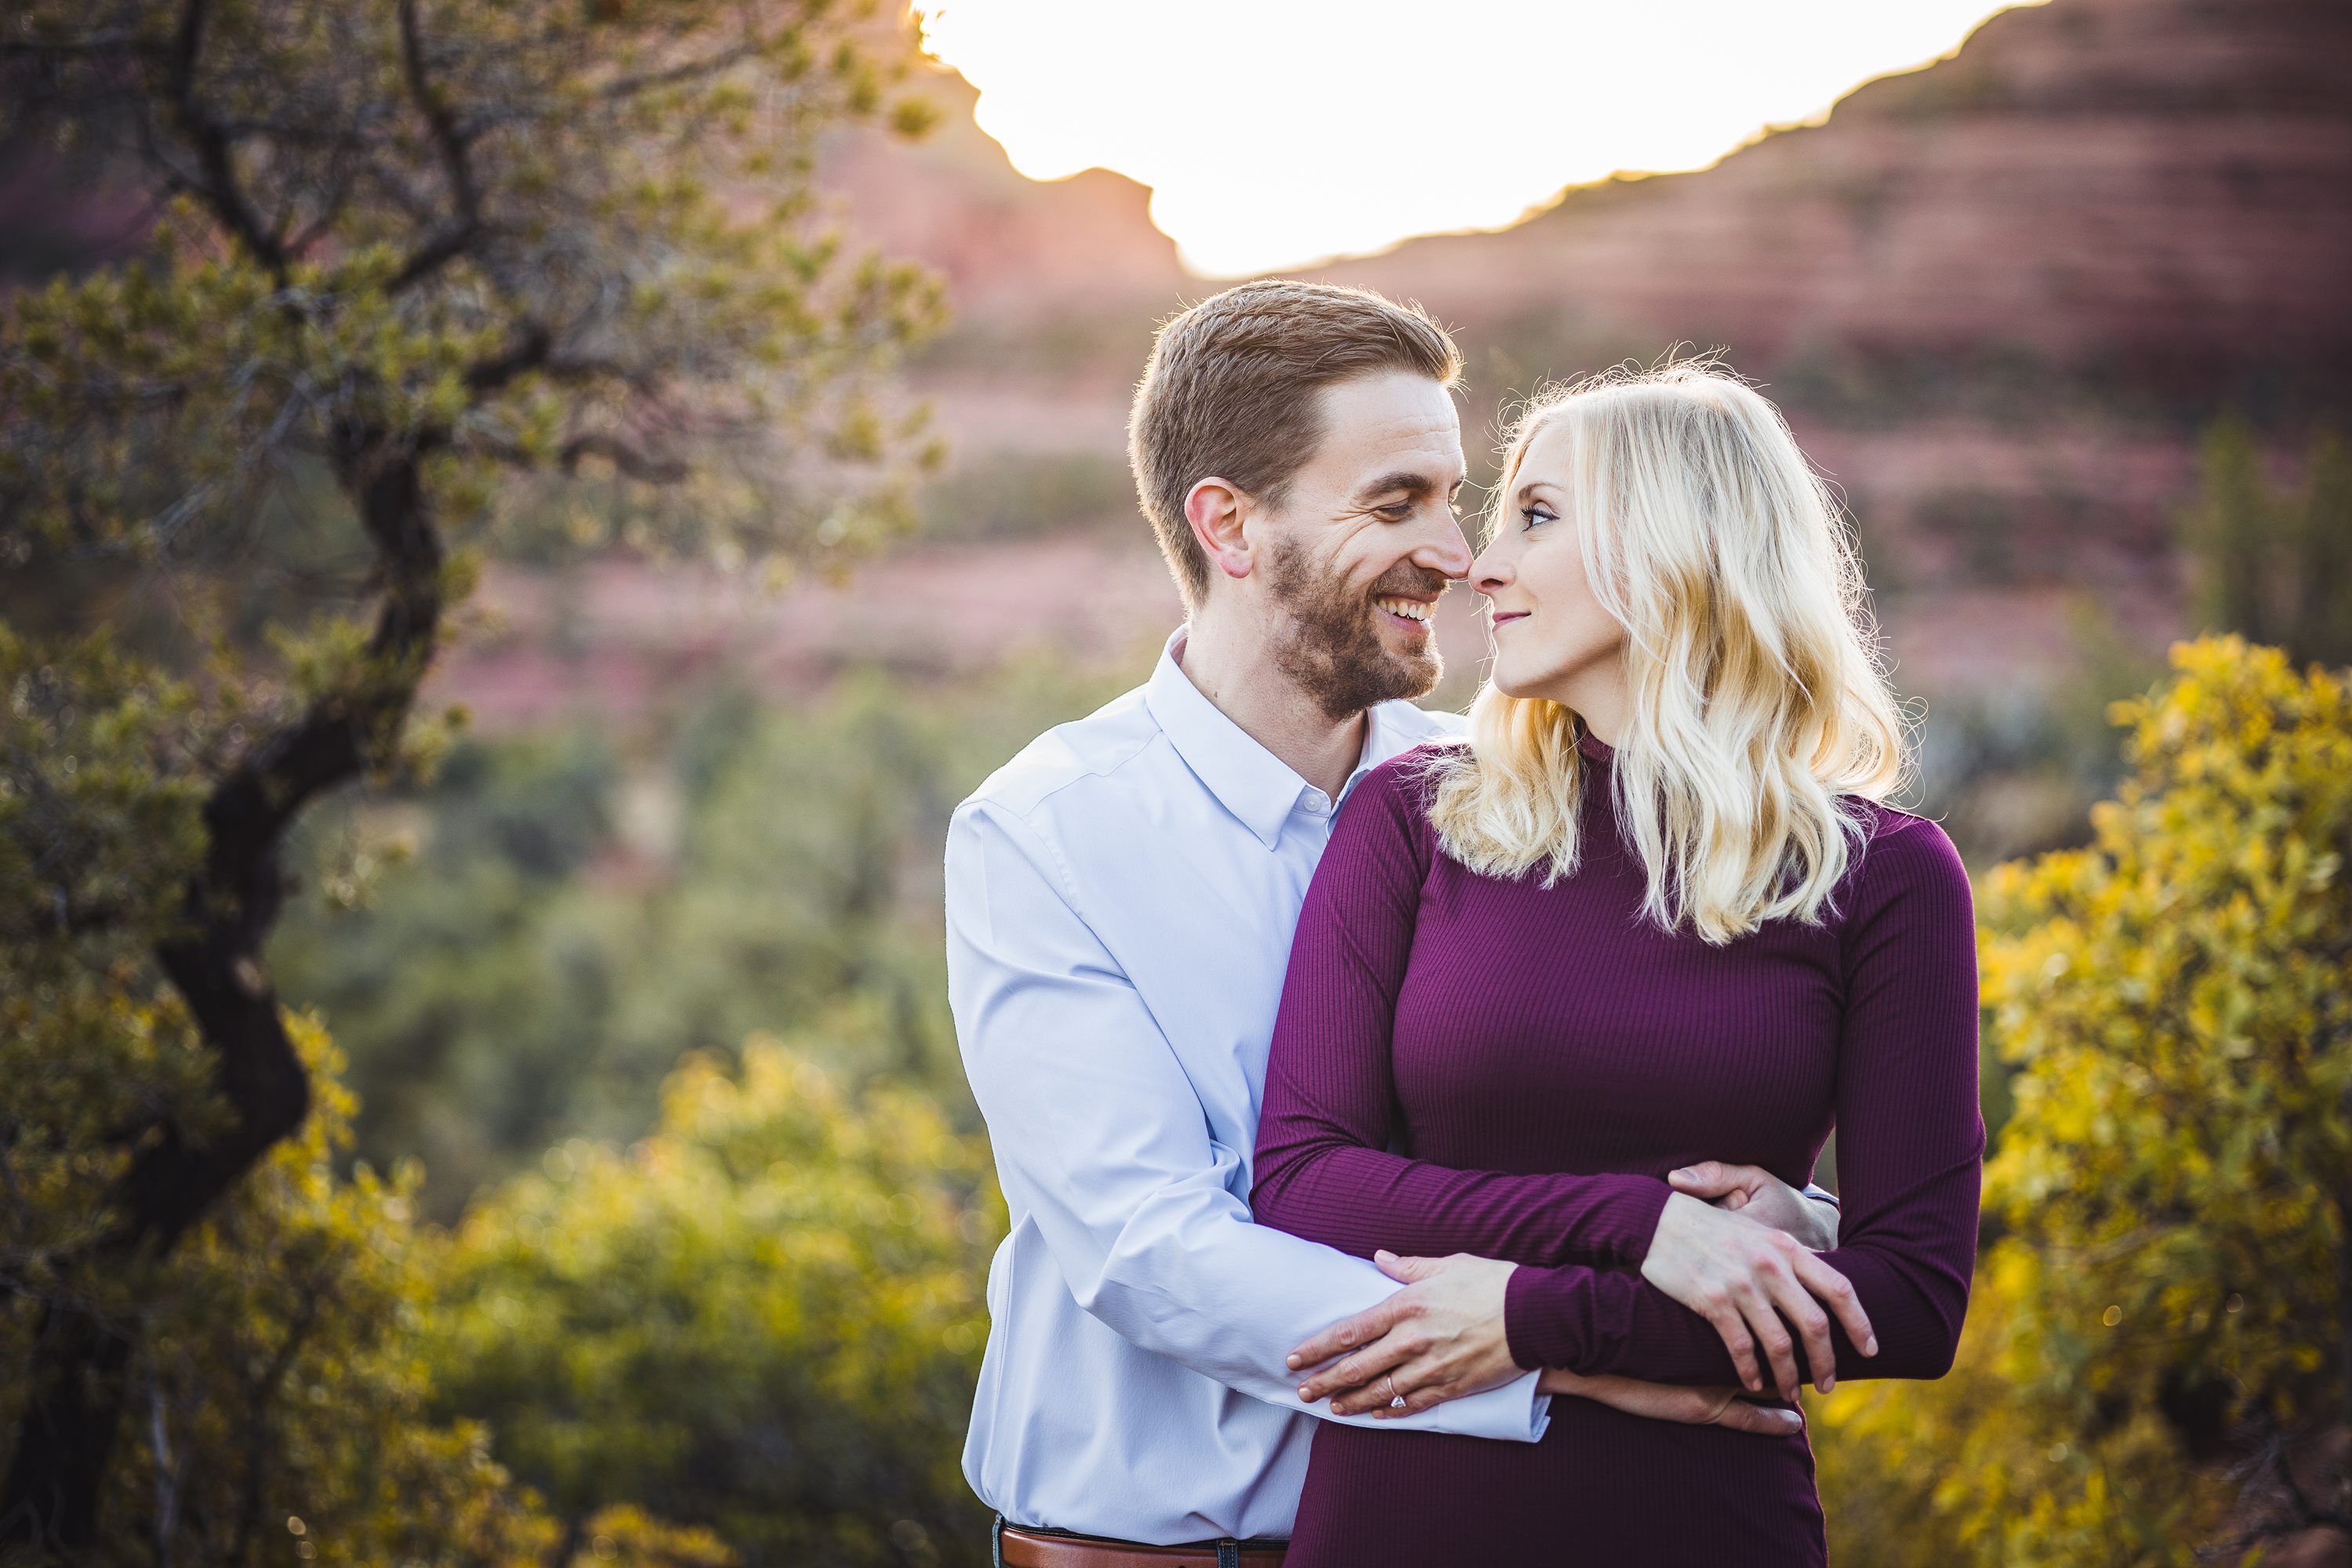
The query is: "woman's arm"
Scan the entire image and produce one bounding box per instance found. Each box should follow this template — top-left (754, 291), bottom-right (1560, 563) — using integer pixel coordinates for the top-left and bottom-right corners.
top-left (1495, 814), bottom-right (1985, 1389)
top-left (1250, 760), bottom-right (1673, 1272)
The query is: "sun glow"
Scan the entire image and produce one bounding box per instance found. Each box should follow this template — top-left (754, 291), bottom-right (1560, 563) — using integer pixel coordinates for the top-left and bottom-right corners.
top-left (912, 0), bottom-right (2040, 278)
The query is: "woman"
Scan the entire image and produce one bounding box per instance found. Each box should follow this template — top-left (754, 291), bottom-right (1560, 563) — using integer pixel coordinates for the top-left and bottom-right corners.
top-left (1250, 361), bottom-right (1982, 1565)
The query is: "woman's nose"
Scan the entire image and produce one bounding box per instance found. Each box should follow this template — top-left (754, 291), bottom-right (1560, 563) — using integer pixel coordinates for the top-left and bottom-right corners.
top-left (1470, 541), bottom-right (1511, 597)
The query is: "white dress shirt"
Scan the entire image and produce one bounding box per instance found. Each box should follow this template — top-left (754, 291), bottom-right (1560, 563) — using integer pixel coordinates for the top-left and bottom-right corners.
top-left (945, 627), bottom-right (1550, 1546)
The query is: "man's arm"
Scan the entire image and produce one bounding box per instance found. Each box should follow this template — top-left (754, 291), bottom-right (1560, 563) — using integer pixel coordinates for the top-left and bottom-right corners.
top-left (945, 799), bottom-right (1547, 1440)
top-left (1673, 1163), bottom-right (1841, 1252)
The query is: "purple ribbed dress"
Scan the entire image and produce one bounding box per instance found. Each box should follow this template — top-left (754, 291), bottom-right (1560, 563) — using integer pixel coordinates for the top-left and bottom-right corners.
top-left (1250, 733), bottom-right (1983, 1567)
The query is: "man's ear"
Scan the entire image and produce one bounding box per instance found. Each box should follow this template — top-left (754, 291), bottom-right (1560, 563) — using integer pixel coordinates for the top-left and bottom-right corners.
top-left (1185, 477), bottom-right (1255, 583)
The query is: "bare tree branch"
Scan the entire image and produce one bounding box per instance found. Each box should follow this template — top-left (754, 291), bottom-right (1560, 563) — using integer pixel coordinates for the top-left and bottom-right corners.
top-left (165, 0), bottom-right (290, 282)
top-left (386, 0), bottom-right (483, 295)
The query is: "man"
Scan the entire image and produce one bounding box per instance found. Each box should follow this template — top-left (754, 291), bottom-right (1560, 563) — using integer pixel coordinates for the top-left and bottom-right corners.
top-left (945, 281), bottom-right (1833, 1566)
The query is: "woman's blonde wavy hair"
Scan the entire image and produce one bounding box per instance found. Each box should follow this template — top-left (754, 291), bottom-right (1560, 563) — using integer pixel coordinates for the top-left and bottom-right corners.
top-left (1428, 359), bottom-right (1911, 944)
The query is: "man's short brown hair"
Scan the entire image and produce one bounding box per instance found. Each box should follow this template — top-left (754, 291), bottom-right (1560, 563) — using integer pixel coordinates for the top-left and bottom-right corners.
top-left (1127, 281), bottom-right (1463, 608)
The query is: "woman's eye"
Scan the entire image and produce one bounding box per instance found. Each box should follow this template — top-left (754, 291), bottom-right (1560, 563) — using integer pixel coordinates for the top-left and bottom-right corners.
top-left (1521, 506), bottom-right (1556, 529)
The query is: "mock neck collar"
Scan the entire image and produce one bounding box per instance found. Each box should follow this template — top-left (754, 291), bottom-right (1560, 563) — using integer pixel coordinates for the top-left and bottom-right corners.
top-left (1142, 626), bottom-right (1414, 849)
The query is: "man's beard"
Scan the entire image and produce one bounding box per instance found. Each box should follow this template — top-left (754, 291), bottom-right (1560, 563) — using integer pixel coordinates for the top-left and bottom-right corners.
top-left (1262, 539), bottom-right (1450, 722)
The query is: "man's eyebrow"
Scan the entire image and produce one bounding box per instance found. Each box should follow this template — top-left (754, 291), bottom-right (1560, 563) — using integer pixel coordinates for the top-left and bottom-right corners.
top-left (1355, 471), bottom-right (1438, 502)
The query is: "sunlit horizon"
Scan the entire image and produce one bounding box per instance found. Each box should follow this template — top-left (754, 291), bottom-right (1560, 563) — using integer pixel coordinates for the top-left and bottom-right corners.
top-left (912, 0), bottom-right (2043, 278)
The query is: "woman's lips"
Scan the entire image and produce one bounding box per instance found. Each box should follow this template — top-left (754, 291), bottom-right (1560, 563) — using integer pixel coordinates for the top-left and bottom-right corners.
top-left (1490, 611), bottom-right (1530, 628)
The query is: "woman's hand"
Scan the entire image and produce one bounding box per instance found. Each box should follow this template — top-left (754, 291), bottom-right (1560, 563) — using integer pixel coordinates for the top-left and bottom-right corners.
top-left (1640, 1192), bottom-right (1876, 1401)
top-left (1285, 1251), bottom-right (1523, 1417)
top-left (1536, 1367), bottom-right (1804, 1437)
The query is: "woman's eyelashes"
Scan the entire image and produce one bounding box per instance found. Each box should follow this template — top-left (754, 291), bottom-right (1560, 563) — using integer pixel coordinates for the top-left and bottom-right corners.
top-left (1521, 503), bottom-right (1558, 530)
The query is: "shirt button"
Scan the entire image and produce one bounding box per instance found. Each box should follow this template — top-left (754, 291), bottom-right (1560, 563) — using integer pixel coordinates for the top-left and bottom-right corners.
top-left (1302, 790), bottom-right (1331, 815)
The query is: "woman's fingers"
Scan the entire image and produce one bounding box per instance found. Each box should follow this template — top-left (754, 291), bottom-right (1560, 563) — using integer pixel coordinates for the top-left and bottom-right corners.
top-left (1760, 1264), bottom-right (1838, 1396)
top-left (1298, 1325), bottom-right (1421, 1405)
top-left (1286, 1295), bottom-right (1407, 1374)
top-left (1712, 1399), bottom-right (1806, 1437)
top-left (1363, 1353), bottom-right (1447, 1417)
top-left (1702, 1300), bottom-right (1764, 1393)
top-left (1329, 1347), bottom-right (1443, 1416)
top-left (1733, 1279), bottom-right (1802, 1403)
top-left (1794, 1250), bottom-right (1876, 1358)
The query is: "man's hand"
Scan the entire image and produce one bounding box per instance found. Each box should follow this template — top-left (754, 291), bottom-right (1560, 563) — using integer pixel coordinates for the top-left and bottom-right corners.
top-left (1283, 1251), bottom-right (1520, 1418)
top-left (1669, 1161), bottom-right (1840, 1251)
top-left (1642, 1192), bottom-right (1875, 1403)
top-left (1535, 1368), bottom-right (1804, 1437)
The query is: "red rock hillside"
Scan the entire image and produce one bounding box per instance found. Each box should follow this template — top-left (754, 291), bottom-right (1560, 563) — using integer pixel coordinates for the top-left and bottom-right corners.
top-left (444, 0), bottom-right (2346, 725)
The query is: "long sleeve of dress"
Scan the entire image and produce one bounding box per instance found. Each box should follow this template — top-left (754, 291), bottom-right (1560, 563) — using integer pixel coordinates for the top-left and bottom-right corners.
top-left (1504, 814), bottom-right (1984, 1385)
top-left (1250, 767), bottom-right (1675, 1272)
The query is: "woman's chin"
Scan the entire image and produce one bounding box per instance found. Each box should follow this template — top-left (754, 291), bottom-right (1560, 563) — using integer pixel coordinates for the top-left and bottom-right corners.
top-left (1485, 668), bottom-right (1541, 700)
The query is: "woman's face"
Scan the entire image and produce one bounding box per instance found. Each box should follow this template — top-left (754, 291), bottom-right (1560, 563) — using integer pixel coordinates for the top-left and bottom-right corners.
top-left (1471, 419), bottom-right (1628, 710)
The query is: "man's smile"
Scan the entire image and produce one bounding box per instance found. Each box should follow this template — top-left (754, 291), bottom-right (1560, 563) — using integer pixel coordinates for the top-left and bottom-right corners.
top-left (1374, 595), bottom-right (1436, 627)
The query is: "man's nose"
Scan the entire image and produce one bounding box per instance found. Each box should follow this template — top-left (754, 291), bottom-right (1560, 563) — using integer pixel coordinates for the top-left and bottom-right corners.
top-left (1415, 509), bottom-right (1474, 580)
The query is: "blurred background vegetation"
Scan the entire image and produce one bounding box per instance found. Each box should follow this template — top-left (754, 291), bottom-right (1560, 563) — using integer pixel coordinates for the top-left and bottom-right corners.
top-left (4, 0), bottom-right (2350, 1563)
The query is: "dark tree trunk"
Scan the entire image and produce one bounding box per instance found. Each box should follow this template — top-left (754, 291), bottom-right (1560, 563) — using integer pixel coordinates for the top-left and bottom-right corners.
top-left (2339, 1179), bottom-right (2352, 1440)
top-left (1, 439), bottom-right (445, 1553)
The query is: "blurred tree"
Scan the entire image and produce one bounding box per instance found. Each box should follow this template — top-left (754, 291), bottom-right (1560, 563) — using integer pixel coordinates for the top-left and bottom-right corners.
top-left (267, 656), bottom-right (1127, 1220)
top-left (424, 1033), bottom-right (1003, 1568)
top-left (0, 985), bottom-right (736, 1567)
top-left (0, 0), bottom-right (944, 1546)
top-left (2183, 420), bottom-right (2352, 669)
top-left (1814, 636), bottom-right (2352, 1566)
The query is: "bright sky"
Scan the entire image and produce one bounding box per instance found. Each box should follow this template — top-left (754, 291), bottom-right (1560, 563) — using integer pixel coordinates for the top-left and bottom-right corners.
top-left (912, 0), bottom-right (2039, 277)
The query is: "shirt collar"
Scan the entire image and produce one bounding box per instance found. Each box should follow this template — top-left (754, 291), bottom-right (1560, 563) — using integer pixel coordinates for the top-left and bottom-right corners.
top-left (1143, 625), bottom-right (1416, 851)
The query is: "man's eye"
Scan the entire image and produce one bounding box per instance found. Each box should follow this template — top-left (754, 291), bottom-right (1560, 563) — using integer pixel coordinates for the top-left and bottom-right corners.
top-left (1376, 503), bottom-right (1413, 522)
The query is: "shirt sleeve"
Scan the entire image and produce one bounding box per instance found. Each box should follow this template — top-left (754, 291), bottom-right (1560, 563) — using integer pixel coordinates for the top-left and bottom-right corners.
top-left (1250, 763), bottom-right (1675, 1270)
top-left (1501, 814), bottom-right (1985, 1386)
top-left (946, 797), bottom-right (1548, 1441)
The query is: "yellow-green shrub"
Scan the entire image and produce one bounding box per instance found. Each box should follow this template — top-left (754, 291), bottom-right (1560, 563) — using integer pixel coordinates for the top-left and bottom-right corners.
top-left (1817, 636), bottom-right (2351, 1566)
top-left (424, 1032), bottom-right (1005, 1568)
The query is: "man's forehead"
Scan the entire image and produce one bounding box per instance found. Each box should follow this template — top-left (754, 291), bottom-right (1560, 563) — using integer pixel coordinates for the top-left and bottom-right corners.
top-left (1305, 373), bottom-right (1465, 491)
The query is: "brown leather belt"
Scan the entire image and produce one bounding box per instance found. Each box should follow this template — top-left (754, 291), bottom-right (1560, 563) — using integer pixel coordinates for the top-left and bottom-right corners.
top-left (996, 1522), bottom-right (1287, 1568)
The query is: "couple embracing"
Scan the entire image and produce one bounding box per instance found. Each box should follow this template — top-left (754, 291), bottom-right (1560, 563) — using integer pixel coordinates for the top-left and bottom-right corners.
top-left (944, 281), bottom-right (1983, 1567)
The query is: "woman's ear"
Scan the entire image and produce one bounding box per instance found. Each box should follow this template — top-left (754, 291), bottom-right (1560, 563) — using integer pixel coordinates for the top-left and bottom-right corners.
top-left (1185, 477), bottom-right (1254, 582)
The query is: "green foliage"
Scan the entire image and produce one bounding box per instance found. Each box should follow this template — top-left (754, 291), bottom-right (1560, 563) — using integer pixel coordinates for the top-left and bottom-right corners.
top-left (423, 1035), bottom-right (1004, 1568)
top-left (93, 1011), bottom-right (568, 1567)
top-left (0, 0), bottom-right (946, 586)
top-left (3, 995), bottom-right (750, 1566)
top-left (2183, 420), bottom-right (2352, 669)
top-left (270, 658), bottom-right (1129, 1217)
top-left (1815, 636), bottom-right (2352, 1565)
top-left (1, 0), bottom-right (952, 1546)
top-left (0, 625), bottom-right (224, 1326)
